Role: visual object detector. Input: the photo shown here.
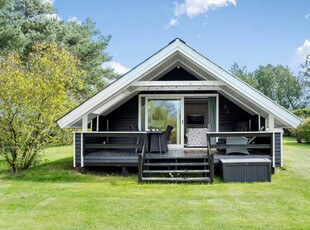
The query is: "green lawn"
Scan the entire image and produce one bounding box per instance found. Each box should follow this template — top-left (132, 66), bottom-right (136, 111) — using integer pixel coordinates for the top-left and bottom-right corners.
top-left (0, 137), bottom-right (309, 229)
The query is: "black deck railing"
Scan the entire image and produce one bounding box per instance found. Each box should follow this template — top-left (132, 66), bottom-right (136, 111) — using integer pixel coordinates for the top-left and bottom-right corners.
top-left (75, 131), bottom-right (147, 168)
top-left (206, 131), bottom-right (282, 168)
top-left (73, 131), bottom-right (282, 182)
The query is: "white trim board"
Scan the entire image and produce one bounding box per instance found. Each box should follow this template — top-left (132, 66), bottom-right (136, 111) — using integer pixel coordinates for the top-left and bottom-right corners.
top-left (138, 93), bottom-right (219, 148)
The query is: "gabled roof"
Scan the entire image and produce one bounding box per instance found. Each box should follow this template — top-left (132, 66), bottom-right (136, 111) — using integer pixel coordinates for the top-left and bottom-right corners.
top-left (57, 38), bottom-right (302, 129)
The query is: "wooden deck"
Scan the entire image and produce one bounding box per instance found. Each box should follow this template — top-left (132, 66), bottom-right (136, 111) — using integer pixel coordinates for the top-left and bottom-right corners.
top-left (75, 131), bottom-right (277, 182)
top-left (83, 149), bottom-right (271, 167)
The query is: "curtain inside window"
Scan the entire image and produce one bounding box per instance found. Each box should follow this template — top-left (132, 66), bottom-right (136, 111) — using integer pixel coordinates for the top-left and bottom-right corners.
top-left (208, 97), bottom-right (216, 144)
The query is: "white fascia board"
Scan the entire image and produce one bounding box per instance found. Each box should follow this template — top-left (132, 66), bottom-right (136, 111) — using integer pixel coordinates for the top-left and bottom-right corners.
top-left (135, 86), bottom-right (221, 91)
top-left (131, 81), bottom-right (225, 87)
top-left (175, 43), bottom-right (303, 128)
top-left (57, 40), bottom-right (183, 128)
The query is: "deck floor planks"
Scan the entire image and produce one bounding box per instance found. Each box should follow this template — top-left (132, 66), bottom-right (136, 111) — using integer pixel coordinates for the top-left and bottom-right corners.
top-left (83, 149), bottom-right (271, 166)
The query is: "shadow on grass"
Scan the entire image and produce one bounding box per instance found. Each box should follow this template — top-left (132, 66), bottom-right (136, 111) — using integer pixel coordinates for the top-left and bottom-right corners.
top-left (1, 156), bottom-right (134, 183)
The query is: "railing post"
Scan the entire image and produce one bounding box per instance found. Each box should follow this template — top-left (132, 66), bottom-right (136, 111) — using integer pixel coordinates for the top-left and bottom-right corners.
top-left (73, 132), bottom-right (76, 168)
top-left (138, 134), bottom-right (147, 183)
top-left (210, 153), bottom-right (214, 184)
top-left (138, 153), bottom-right (142, 183)
top-left (81, 132), bottom-right (85, 168)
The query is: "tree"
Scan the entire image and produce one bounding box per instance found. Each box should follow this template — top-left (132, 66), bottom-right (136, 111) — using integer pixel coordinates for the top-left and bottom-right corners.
top-left (299, 55), bottom-right (310, 107)
top-left (290, 108), bottom-right (310, 143)
top-left (254, 65), bottom-right (304, 110)
top-left (229, 62), bottom-right (257, 88)
top-left (0, 0), bottom-right (8, 9)
top-left (231, 63), bottom-right (306, 110)
top-left (0, 0), bottom-right (117, 101)
top-left (0, 43), bottom-right (85, 173)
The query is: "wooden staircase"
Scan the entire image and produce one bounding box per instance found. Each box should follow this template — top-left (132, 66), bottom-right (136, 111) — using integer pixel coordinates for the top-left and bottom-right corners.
top-left (139, 153), bottom-right (214, 183)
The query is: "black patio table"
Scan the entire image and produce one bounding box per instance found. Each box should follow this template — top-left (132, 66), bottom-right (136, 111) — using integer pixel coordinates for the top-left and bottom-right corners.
top-left (147, 130), bottom-right (163, 153)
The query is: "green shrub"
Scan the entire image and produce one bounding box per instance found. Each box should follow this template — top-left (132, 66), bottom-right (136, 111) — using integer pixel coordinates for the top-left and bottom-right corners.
top-left (292, 108), bottom-right (310, 118)
top-left (49, 126), bottom-right (74, 146)
top-left (290, 108), bottom-right (310, 143)
top-left (299, 118), bottom-right (310, 143)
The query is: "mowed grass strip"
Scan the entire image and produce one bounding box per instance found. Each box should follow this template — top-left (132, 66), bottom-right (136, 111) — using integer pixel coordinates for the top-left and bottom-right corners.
top-left (0, 138), bottom-right (309, 229)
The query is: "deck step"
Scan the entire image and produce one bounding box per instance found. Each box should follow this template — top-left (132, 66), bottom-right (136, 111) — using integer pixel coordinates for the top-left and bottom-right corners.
top-left (141, 177), bottom-right (211, 182)
top-left (144, 162), bottom-right (209, 166)
top-left (143, 169), bottom-right (209, 174)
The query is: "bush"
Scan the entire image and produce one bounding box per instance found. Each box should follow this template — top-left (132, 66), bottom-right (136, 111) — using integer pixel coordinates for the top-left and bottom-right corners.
top-left (299, 118), bottom-right (310, 143)
top-left (289, 108), bottom-right (310, 143)
top-left (49, 126), bottom-right (74, 146)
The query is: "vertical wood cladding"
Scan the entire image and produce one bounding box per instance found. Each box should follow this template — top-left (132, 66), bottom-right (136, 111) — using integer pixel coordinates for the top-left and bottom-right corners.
top-left (104, 96), bottom-right (139, 143)
top-left (107, 96), bottom-right (139, 131)
top-left (94, 93), bottom-right (270, 146)
top-left (74, 133), bottom-right (81, 167)
top-left (219, 95), bottom-right (252, 131)
top-left (274, 132), bottom-right (282, 167)
top-left (158, 68), bottom-right (199, 81)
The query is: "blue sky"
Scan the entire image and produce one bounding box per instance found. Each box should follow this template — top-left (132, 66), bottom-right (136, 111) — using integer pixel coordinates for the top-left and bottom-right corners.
top-left (52, 0), bottom-right (310, 75)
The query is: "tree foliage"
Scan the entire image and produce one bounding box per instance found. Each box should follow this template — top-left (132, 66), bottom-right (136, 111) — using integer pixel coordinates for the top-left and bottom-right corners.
top-left (289, 108), bottom-right (310, 143)
top-left (0, 0), bottom-right (117, 101)
top-left (230, 63), bottom-right (306, 110)
top-left (230, 63), bottom-right (257, 88)
top-left (0, 43), bottom-right (85, 173)
top-left (298, 55), bottom-right (310, 105)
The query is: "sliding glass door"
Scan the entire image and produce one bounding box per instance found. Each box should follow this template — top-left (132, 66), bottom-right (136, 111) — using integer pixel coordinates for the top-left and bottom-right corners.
top-left (140, 96), bottom-right (183, 147)
top-left (139, 94), bottom-right (218, 149)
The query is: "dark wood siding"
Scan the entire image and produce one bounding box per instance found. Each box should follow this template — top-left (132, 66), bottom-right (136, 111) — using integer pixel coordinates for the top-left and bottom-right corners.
top-left (102, 93), bottom-right (256, 132)
top-left (92, 116), bottom-right (108, 131)
top-left (158, 67), bottom-right (199, 81)
top-left (99, 96), bottom-right (139, 144)
top-left (107, 96), bottom-right (139, 131)
top-left (219, 94), bottom-right (252, 131)
top-left (74, 133), bottom-right (81, 167)
top-left (274, 132), bottom-right (282, 167)
top-left (250, 115), bottom-right (259, 131)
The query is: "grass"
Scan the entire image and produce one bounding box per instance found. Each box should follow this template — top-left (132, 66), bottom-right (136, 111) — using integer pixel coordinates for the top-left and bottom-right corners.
top-left (0, 137), bottom-right (309, 229)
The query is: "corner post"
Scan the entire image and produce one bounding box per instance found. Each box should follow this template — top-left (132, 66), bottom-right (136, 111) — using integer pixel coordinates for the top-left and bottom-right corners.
top-left (81, 115), bottom-right (87, 171)
top-left (82, 114), bottom-right (88, 132)
top-left (268, 114), bottom-right (274, 131)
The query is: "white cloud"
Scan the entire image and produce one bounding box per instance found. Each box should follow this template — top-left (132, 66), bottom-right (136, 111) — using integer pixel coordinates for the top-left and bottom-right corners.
top-left (102, 61), bottom-right (129, 75)
top-left (41, 0), bottom-right (54, 5)
top-left (169, 18), bottom-right (179, 27)
top-left (68, 16), bottom-right (82, 25)
top-left (174, 0), bottom-right (236, 18)
top-left (165, 18), bottom-right (179, 29)
top-left (296, 39), bottom-right (310, 64)
top-left (305, 13), bottom-right (310, 19)
top-left (43, 13), bottom-right (62, 21)
top-left (38, 0), bottom-right (61, 21)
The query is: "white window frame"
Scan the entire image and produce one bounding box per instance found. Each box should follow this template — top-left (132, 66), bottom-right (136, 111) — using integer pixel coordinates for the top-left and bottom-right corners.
top-left (138, 93), bottom-right (219, 149)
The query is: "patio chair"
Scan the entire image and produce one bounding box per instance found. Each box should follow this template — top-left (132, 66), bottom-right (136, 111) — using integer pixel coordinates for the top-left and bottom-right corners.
top-left (217, 121), bottom-right (248, 152)
top-left (149, 125), bottom-right (173, 153)
top-left (129, 124), bottom-right (139, 131)
top-left (234, 121), bottom-right (248, 132)
top-left (226, 126), bottom-right (264, 155)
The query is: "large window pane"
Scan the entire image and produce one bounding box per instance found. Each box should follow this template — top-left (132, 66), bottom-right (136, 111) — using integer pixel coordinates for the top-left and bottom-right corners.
top-left (147, 99), bottom-right (181, 145)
